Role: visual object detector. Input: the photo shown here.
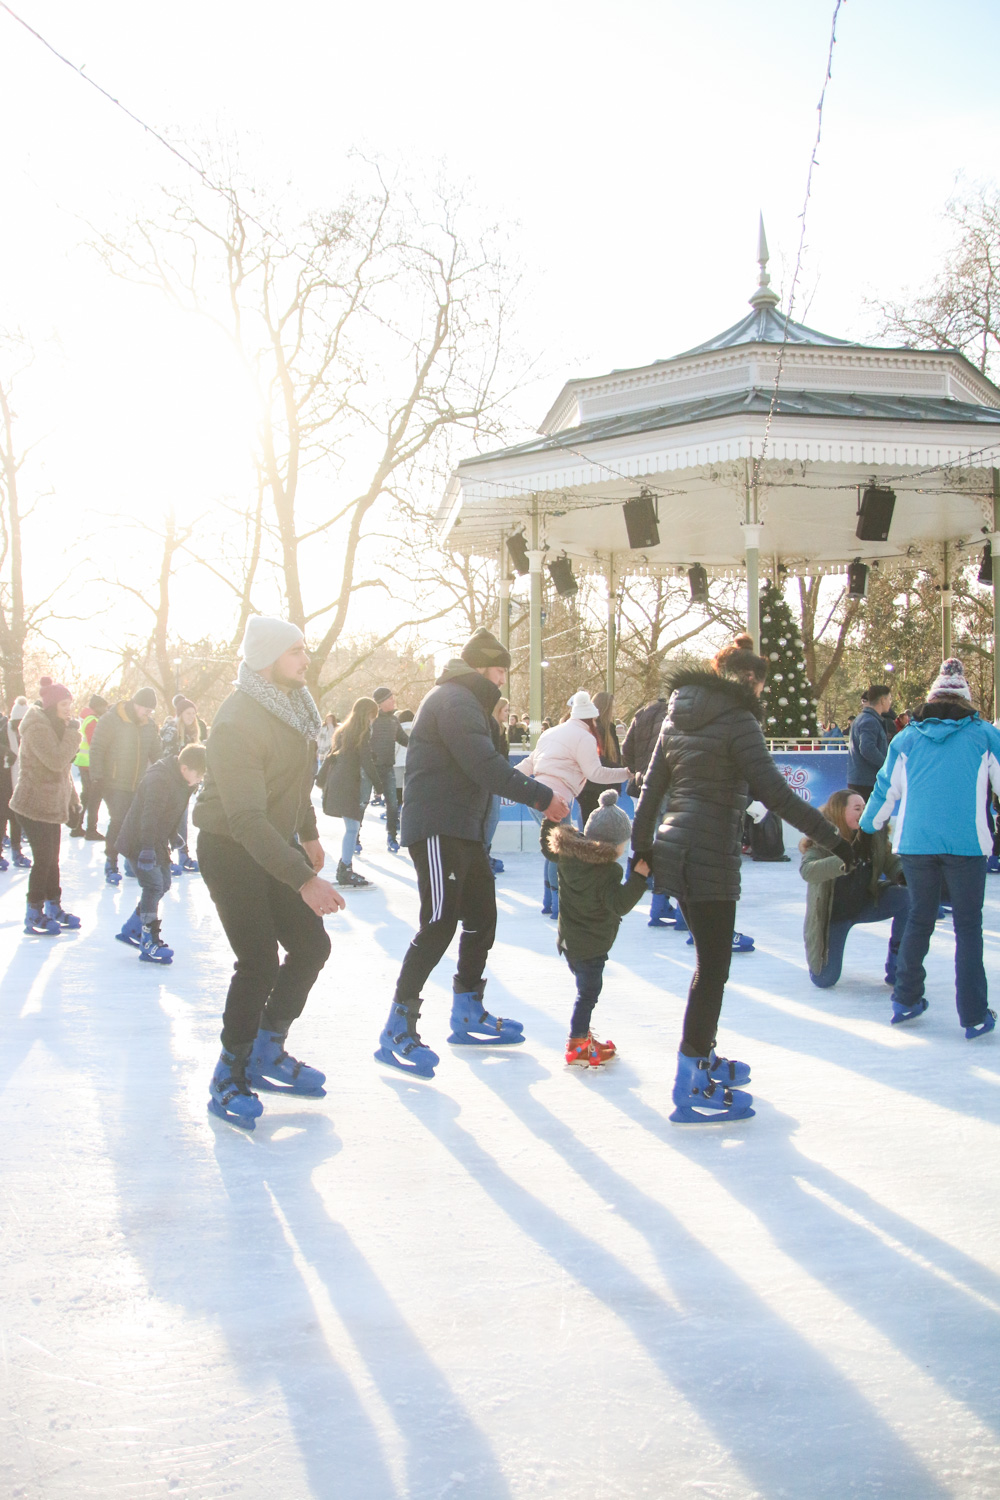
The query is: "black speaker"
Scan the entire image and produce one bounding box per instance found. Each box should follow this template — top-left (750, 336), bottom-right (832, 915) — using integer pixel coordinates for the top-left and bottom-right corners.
top-left (979, 545), bottom-right (993, 584)
top-left (623, 490), bottom-right (660, 549)
top-left (856, 487), bottom-right (896, 542)
top-left (688, 564), bottom-right (709, 603)
top-left (506, 532), bottom-right (530, 576)
top-left (847, 560), bottom-right (869, 598)
top-left (547, 556), bottom-right (578, 597)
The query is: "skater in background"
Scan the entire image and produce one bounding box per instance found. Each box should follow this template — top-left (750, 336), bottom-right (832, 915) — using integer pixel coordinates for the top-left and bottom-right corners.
top-left (115, 743), bottom-right (207, 964)
top-left (160, 697), bottom-right (202, 872)
top-left (9, 679), bottom-right (82, 935)
top-left (860, 657), bottom-right (1000, 1036)
top-left (195, 616), bottom-right (344, 1129)
top-left (631, 634), bottom-right (852, 1124)
top-left (847, 685), bottom-right (892, 798)
top-left (378, 627), bottom-right (569, 1079)
top-left (507, 712), bottom-right (528, 746)
top-left (541, 790), bottom-right (649, 1068)
top-left (394, 708), bottom-right (414, 804)
top-left (800, 790), bottom-right (910, 989)
top-left (69, 694), bottom-right (108, 840)
top-left (0, 702), bottom-right (24, 871)
top-left (319, 696), bottom-right (380, 890)
top-left (520, 690), bottom-right (630, 918)
top-left (6, 698), bottom-right (32, 868)
top-left (316, 711), bottom-right (337, 766)
top-left (364, 686), bottom-right (409, 854)
top-left (88, 687), bottom-right (161, 885)
top-left (577, 691), bottom-right (623, 826)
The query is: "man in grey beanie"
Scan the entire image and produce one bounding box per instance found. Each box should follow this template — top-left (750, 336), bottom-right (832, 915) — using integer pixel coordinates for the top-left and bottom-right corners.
top-left (195, 616), bottom-right (346, 1128)
top-left (89, 686), bottom-right (162, 883)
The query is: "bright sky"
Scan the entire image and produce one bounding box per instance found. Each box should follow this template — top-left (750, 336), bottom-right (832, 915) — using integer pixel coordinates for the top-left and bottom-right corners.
top-left (2, 0), bottom-right (999, 673)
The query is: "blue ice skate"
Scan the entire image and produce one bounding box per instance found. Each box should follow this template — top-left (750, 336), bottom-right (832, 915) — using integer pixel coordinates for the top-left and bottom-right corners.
top-left (116, 906), bottom-right (143, 948)
top-left (169, 859), bottom-right (184, 875)
top-left (180, 852), bottom-right (199, 873)
top-left (670, 1052), bottom-right (754, 1124)
top-left (24, 903), bottom-right (60, 936)
top-left (12, 849), bottom-right (31, 869)
top-left (0, 854), bottom-right (8, 872)
top-left (248, 1028), bottom-right (326, 1095)
top-left (208, 1045), bottom-right (264, 1130)
top-left (375, 1001), bottom-right (439, 1078)
top-left (707, 1049), bottom-right (751, 1086)
top-left (891, 997), bottom-right (929, 1025)
top-left (686, 930), bottom-right (754, 952)
top-left (541, 881), bottom-right (552, 915)
top-left (44, 900), bottom-right (80, 930)
top-left (673, 905), bottom-right (689, 933)
top-left (988, 855), bottom-right (1000, 875)
top-left (139, 920), bottom-right (173, 965)
top-left (549, 885), bottom-right (559, 921)
top-left (648, 892), bottom-right (678, 927)
top-left (965, 1009), bottom-right (997, 1040)
top-left (105, 858), bottom-right (121, 886)
top-left (448, 986), bottom-right (524, 1046)
top-left (123, 859), bottom-right (136, 878)
top-left (386, 837), bottom-right (400, 854)
top-left (490, 856), bottom-right (504, 875)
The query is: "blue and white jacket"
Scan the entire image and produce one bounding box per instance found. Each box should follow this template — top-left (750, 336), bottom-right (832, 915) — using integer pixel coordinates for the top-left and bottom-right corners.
top-left (859, 700), bottom-right (1000, 855)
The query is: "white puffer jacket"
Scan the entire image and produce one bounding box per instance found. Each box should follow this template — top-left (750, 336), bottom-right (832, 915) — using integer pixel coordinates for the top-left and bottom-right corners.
top-left (520, 719), bottom-right (630, 806)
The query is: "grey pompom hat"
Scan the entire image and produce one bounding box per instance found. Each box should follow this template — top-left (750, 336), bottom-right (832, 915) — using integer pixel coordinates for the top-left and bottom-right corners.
top-left (583, 789), bottom-right (632, 845)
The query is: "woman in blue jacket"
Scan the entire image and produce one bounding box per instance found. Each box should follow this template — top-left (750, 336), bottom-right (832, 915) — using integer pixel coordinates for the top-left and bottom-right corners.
top-left (860, 658), bottom-right (1000, 1036)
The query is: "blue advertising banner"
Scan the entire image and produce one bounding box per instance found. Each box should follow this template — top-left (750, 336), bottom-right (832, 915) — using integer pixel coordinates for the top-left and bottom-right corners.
top-left (771, 751), bottom-right (850, 809)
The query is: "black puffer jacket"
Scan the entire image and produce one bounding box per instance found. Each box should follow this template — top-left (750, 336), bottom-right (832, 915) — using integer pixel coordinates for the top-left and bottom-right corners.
top-left (319, 739), bottom-right (382, 821)
top-left (400, 659), bottom-right (553, 846)
top-left (117, 757), bottom-right (196, 866)
top-left (622, 698), bottom-right (667, 778)
top-left (631, 670), bottom-right (843, 903)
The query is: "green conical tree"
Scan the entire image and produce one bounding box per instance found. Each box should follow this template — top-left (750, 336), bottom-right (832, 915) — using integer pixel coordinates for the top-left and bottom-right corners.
top-left (758, 581), bottom-right (819, 738)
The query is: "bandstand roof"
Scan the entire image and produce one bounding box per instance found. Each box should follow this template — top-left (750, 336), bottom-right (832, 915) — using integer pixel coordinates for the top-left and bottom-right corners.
top-left (439, 223), bottom-right (1000, 579)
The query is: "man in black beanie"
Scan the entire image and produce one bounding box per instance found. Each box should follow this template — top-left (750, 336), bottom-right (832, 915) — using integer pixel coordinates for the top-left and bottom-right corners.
top-left (89, 687), bottom-right (161, 882)
top-left (375, 627), bottom-right (571, 1078)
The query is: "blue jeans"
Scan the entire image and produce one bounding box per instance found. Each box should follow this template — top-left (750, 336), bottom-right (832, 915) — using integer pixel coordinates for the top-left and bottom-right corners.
top-left (809, 885), bottom-right (910, 989)
top-left (137, 859), bottom-right (171, 921)
top-left (566, 953), bottom-right (607, 1036)
top-left (529, 805), bottom-right (569, 894)
top-left (340, 818), bottom-right (360, 867)
top-left (896, 854), bottom-right (988, 1027)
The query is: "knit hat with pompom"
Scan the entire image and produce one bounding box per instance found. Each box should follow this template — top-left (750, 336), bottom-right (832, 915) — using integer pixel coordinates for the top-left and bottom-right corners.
top-left (928, 657), bottom-right (972, 702)
top-left (583, 788), bottom-right (632, 845)
top-left (39, 676), bottom-right (72, 710)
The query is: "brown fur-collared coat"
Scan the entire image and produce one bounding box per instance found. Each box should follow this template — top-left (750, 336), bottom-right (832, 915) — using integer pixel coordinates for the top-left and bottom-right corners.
top-left (10, 705), bottom-right (82, 825)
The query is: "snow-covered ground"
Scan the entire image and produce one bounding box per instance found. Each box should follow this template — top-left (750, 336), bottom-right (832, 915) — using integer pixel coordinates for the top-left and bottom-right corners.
top-left (3, 813), bottom-right (1000, 1500)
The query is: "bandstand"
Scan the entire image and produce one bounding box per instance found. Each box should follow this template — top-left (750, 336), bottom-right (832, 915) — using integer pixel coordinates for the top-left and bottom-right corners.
top-left (438, 224), bottom-right (1000, 743)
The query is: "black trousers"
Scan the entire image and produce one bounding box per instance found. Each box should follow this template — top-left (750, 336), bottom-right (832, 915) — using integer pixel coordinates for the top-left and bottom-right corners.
top-left (76, 767), bottom-right (100, 833)
top-left (678, 899), bottom-right (737, 1058)
top-left (197, 831), bottom-right (332, 1050)
top-left (0, 765), bottom-right (23, 850)
top-left (18, 816), bottom-right (62, 905)
top-left (104, 788), bottom-right (136, 864)
top-left (394, 835), bottom-right (497, 1004)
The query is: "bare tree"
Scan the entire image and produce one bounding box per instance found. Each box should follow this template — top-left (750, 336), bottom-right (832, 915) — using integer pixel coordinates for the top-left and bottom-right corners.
top-left (95, 159), bottom-right (520, 701)
top-left (868, 184), bottom-right (1000, 379)
top-left (797, 575), bottom-right (861, 703)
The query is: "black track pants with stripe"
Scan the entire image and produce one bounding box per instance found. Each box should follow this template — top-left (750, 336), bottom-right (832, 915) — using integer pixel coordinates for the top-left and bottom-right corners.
top-left (394, 835), bottom-right (497, 1005)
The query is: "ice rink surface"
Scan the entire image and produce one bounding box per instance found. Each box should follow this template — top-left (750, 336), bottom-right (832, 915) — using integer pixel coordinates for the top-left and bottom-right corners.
top-left (2, 815), bottom-right (1000, 1499)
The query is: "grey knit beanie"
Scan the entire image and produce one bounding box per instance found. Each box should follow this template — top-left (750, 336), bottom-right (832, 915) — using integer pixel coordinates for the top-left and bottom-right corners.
top-left (240, 615), bottom-right (305, 671)
top-left (584, 789), bottom-right (632, 845)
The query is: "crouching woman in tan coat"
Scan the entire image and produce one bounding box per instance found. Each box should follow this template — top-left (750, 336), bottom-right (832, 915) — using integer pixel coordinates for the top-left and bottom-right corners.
top-left (10, 677), bottom-right (82, 935)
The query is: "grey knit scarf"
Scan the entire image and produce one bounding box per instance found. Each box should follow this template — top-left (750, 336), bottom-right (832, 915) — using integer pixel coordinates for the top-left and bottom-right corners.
top-left (237, 661), bottom-right (322, 741)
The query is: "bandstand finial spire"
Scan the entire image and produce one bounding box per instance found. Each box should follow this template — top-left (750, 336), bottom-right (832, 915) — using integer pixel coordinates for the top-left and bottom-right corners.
top-left (749, 213), bottom-right (780, 311)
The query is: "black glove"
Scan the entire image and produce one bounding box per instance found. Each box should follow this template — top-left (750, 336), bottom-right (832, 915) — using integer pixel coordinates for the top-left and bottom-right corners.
top-left (631, 847), bottom-right (656, 869)
top-left (831, 837), bottom-right (856, 869)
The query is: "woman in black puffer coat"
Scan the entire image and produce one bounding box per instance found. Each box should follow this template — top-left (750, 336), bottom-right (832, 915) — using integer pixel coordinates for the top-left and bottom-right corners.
top-left (631, 633), bottom-right (852, 1123)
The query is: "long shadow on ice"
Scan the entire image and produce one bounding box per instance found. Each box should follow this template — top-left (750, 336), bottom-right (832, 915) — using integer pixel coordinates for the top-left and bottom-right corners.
top-left (391, 1059), bottom-right (951, 1500)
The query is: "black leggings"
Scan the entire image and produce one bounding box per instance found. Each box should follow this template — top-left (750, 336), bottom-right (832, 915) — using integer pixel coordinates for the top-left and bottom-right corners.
top-left (678, 899), bottom-right (736, 1058)
top-left (18, 816), bottom-right (62, 905)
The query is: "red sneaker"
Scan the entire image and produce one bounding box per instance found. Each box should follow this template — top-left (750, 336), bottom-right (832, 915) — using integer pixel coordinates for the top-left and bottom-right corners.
top-left (565, 1033), bottom-right (617, 1068)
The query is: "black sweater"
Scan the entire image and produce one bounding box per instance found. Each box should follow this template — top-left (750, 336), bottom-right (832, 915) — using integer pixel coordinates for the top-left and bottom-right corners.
top-left (632, 670), bottom-right (842, 903)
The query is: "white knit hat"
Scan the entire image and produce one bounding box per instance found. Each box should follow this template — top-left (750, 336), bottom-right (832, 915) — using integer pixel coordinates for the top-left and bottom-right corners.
top-left (240, 616), bottom-right (305, 671)
top-left (567, 690), bottom-right (600, 720)
top-left (928, 657), bottom-right (972, 702)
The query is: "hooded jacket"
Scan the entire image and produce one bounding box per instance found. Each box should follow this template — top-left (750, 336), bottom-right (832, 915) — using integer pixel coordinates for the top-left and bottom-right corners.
top-left (9, 705), bottom-right (82, 824)
top-left (117, 756), bottom-right (197, 866)
top-left (799, 829), bottom-right (902, 974)
top-left (631, 669), bottom-right (843, 903)
top-left (848, 704), bottom-right (890, 788)
top-left (88, 701), bottom-right (161, 792)
top-left (859, 697), bottom-right (1000, 854)
top-left (542, 822), bottom-right (647, 959)
top-left (519, 718), bottom-right (630, 807)
top-left (399, 659), bottom-right (554, 846)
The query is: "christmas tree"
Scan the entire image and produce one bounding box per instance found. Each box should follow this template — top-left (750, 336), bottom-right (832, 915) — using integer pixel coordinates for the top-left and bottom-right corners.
top-left (758, 581), bottom-right (819, 738)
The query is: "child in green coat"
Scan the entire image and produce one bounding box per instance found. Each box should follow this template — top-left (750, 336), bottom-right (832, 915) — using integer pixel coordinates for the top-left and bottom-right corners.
top-left (542, 789), bottom-right (650, 1067)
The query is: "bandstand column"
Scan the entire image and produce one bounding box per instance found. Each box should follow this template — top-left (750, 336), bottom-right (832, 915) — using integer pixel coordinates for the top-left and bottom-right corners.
top-left (941, 541), bottom-right (952, 661)
top-left (606, 555), bottom-right (617, 696)
top-left (744, 523), bottom-right (762, 649)
top-left (498, 574), bottom-right (511, 654)
top-left (527, 512), bottom-right (544, 745)
top-left (992, 468), bottom-right (1000, 721)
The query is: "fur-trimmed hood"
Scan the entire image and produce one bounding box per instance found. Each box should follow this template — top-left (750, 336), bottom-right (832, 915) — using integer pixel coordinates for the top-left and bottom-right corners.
top-left (550, 822), bottom-right (622, 865)
top-left (663, 668), bottom-right (764, 733)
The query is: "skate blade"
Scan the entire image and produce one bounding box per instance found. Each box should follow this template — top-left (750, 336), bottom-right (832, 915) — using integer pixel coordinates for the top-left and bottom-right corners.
top-left (207, 1098), bottom-right (257, 1130)
top-left (670, 1104), bottom-right (755, 1124)
top-left (890, 1001), bottom-right (928, 1025)
top-left (447, 1031), bottom-right (525, 1046)
top-left (139, 953), bottom-right (173, 964)
top-left (250, 1075), bottom-right (326, 1097)
top-left (374, 1045), bottom-right (437, 1079)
